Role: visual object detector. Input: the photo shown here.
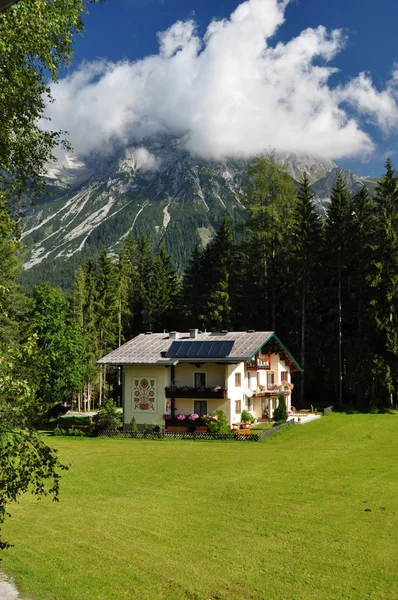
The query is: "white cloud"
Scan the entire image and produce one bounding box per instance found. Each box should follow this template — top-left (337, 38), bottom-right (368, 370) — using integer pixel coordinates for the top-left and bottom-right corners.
top-left (125, 146), bottom-right (160, 171)
top-left (43, 0), bottom-right (398, 162)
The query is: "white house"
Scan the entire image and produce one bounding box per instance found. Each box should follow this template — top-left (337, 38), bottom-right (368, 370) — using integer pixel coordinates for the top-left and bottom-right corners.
top-left (97, 330), bottom-right (302, 430)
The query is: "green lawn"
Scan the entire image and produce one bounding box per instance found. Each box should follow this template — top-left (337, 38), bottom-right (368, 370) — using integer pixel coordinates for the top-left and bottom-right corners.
top-left (2, 414), bottom-right (398, 600)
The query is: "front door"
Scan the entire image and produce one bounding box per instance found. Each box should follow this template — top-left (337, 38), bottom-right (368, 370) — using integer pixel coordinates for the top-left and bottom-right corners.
top-left (261, 398), bottom-right (269, 419)
top-left (194, 400), bottom-right (208, 416)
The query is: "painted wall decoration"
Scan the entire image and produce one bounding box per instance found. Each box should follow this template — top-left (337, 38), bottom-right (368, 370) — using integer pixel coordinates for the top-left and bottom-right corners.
top-left (133, 377), bottom-right (157, 412)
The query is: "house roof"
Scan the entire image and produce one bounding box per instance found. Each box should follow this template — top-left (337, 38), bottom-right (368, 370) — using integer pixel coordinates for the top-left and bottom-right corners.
top-left (97, 331), bottom-right (303, 371)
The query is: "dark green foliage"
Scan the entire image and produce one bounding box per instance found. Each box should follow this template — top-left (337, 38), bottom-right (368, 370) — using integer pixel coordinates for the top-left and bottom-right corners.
top-left (130, 416), bottom-right (138, 433)
top-left (273, 393), bottom-right (288, 422)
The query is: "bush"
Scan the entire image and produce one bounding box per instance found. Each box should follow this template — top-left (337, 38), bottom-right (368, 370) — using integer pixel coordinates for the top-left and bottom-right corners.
top-left (273, 392), bottom-right (288, 422)
top-left (204, 410), bottom-right (230, 434)
top-left (130, 416), bottom-right (138, 433)
top-left (53, 427), bottom-right (87, 437)
top-left (91, 398), bottom-right (119, 434)
top-left (241, 409), bottom-right (254, 423)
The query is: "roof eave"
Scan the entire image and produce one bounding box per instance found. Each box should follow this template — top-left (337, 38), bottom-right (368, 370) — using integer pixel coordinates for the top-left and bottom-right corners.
top-left (246, 332), bottom-right (303, 372)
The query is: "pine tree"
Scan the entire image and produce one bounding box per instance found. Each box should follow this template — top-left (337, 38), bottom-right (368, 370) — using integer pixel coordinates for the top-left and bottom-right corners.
top-left (133, 234), bottom-right (154, 333)
top-left (151, 243), bottom-right (181, 331)
top-left (291, 172), bottom-right (323, 406)
top-left (322, 173), bottom-right (353, 406)
top-left (182, 245), bottom-right (207, 328)
top-left (204, 217), bottom-right (234, 331)
top-left (371, 159), bottom-right (398, 406)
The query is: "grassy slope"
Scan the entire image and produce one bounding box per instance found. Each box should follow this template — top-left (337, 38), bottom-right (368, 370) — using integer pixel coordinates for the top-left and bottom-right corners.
top-left (2, 414), bottom-right (398, 600)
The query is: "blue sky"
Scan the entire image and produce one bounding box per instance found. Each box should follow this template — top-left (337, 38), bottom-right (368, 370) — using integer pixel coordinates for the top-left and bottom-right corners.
top-left (55, 0), bottom-right (398, 177)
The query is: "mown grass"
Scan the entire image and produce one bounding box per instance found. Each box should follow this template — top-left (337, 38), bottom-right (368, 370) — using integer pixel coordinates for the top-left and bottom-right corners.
top-left (2, 413), bottom-right (398, 600)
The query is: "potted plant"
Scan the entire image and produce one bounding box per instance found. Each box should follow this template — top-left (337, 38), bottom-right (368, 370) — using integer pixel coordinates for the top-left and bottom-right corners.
top-left (241, 409), bottom-right (254, 428)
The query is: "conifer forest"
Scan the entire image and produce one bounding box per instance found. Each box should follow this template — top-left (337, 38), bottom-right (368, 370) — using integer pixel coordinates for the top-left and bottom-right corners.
top-left (2, 154), bottom-right (398, 415)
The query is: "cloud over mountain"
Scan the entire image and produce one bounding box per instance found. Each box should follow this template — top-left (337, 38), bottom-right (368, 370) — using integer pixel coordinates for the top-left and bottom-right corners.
top-left (44, 0), bottom-right (398, 161)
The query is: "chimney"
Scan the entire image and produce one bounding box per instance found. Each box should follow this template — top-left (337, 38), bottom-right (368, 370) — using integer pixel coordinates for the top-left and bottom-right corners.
top-left (189, 329), bottom-right (198, 339)
top-left (169, 331), bottom-right (179, 340)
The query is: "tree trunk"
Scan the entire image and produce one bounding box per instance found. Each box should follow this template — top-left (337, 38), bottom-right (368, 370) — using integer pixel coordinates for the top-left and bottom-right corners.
top-left (300, 286), bottom-right (305, 408)
top-left (338, 268), bottom-right (343, 406)
top-left (77, 390), bottom-right (81, 412)
top-left (99, 368), bottom-right (103, 406)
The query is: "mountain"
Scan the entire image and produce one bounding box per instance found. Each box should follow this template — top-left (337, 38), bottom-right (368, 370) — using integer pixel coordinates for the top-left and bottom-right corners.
top-left (19, 135), bottom-right (374, 289)
top-left (312, 168), bottom-right (378, 212)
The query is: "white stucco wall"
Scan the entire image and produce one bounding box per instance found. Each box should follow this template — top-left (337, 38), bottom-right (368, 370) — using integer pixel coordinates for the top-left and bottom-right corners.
top-left (173, 363), bottom-right (225, 388)
top-left (123, 365), bottom-right (169, 426)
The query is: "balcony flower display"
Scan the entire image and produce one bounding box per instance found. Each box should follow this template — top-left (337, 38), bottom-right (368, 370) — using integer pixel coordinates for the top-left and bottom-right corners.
top-left (163, 413), bottom-right (172, 421)
top-left (279, 382), bottom-right (294, 391)
top-left (177, 414), bottom-right (186, 421)
top-left (189, 413), bottom-right (199, 421)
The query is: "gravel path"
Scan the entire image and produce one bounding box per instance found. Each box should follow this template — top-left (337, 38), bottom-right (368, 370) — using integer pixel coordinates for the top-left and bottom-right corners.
top-left (0, 572), bottom-right (25, 599)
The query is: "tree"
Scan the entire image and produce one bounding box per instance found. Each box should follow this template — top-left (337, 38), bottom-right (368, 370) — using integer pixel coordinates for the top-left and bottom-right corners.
top-left (203, 217), bottom-right (235, 331)
top-left (27, 283), bottom-right (86, 411)
top-left (322, 173), bottom-right (353, 406)
top-left (151, 243), bottom-right (181, 331)
top-left (182, 245), bottom-right (207, 328)
top-left (273, 392), bottom-right (288, 423)
top-left (95, 249), bottom-right (118, 403)
top-left (240, 154), bottom-right (297, 330)
top-left (371, 159), bottom-right (398, 406)
top-left (0, 0), bottom-right (97, 549)
top-left (0, 0), bottom-right (87, 208)
top-left (291, 173), bottom-right (323, 406)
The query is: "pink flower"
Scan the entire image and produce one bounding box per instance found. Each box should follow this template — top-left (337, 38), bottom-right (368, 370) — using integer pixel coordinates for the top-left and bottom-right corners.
top-left (189, 413), bottom-right (199, 421)
top-left (177, 414), bottom-right (186, 421)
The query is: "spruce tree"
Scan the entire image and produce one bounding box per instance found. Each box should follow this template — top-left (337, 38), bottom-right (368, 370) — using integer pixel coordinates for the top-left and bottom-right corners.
top-left (204, 217), bottom-right (234, 331)
top-left (371, 159), bottom-right (398, 406)
top-left (322, 173), bottom-right (353, 406)
top-left (291, 172), bottom-right (323, 406)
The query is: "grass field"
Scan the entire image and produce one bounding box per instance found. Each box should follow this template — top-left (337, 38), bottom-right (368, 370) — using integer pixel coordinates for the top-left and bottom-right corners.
top-left (2, 413), bottom-right (398, 600)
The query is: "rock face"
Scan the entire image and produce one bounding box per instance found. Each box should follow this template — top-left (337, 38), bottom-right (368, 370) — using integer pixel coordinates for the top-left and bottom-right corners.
top-left (20, 135), bottom-right (375, 287)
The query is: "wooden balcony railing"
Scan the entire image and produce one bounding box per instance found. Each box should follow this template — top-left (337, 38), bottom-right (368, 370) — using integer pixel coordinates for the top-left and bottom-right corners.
top-left (165, 385), bottom-right (226, 399)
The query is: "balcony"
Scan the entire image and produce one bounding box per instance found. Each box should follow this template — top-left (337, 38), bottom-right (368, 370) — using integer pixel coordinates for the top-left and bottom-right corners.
top-left (165, 385), bottom-right (226, 399)
top-left (252, 383), bottom-right (294, 397)
top-left (246, 356), bottom-right (271, 370)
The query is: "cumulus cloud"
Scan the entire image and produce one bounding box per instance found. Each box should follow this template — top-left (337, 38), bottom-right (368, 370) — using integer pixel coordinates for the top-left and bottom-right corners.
top-left (43, 0), bottom-right (398, 161)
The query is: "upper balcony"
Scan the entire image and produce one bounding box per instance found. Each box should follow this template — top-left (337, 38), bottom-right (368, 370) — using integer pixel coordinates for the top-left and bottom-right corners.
top-left (165, 385), bottom-right (227, 399)
top-left (246, 355), bottom-right (271, 370)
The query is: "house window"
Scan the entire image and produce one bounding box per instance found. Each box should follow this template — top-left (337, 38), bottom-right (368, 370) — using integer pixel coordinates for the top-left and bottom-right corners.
top-left (194, 373), bottom-right (206, 389)
top-left (235, 373), bottom-right (241, 387)
top-left (281, 371), bottom-right (288, 382)
top-left (247, 395), bottom-right (252, 410)
top-left (267, 372), bottom-right (275, 388)
top-left (194, 400), bottom-right (208, 416)
top-left (235, 400), bottom-right (241, 414)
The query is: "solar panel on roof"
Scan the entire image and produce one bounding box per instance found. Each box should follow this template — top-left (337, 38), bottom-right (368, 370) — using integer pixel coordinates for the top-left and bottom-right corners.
top-left (166, 340), bottom-right (234, 358)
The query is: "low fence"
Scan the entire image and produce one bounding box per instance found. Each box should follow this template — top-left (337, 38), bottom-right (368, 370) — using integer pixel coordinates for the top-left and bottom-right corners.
top-left (98, 430), bottom-right (260, 442)
top-left (258, 418), bottom-right (295, 440)
top-left (99, 419), bottom-right (297, 442)
top-left (323, 406), bottom-right (334, 415)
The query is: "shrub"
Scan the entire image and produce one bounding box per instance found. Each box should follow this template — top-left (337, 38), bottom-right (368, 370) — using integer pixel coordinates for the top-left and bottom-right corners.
top-left (241, 409), bottom-right (254, 423)
top-left (130, 416), bottom-right (138, 433)
top-left (91, 398), bottom-right (119, 434)
top-left (204, 410), bottom-right (230, 434)
top-left (273, 392), bottom-right (288, 422)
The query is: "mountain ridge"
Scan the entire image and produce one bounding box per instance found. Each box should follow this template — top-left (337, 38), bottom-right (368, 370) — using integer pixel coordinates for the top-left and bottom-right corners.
top-left (20, 136), bottom-right (377, 289)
